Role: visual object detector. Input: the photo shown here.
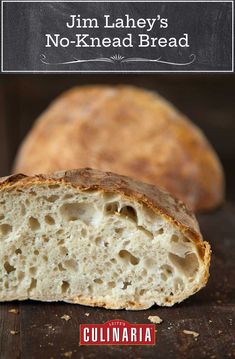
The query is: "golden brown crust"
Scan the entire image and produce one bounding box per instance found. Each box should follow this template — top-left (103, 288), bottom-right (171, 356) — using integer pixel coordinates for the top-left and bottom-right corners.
top-left (0, 168), bottom-right (209, 261)
top-left (13, 85), bottom-right (225, 212)
top-left (0, 168), bottom-right (211, 309)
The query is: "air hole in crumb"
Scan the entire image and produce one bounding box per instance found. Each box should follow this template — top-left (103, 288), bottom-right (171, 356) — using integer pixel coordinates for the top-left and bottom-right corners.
top-left (48, 184), bottom-right (60, 189)
top-left (64, 259), bottom-right (77, 271)
top-left (122, 281), bottom-right (132, 290)
top-left (42, 235), bottom-right (49, 243)
top-left (29, 191), bottom-right (37, 196)
top-left (4, 261), bottom-right (15, 274)
top-left (94, 278), bottom-right (103, 284)
top-left (45, 215), bottom-right (55, 225)
top-left (63, 194), bottom-right (73, 200)
top-left (115, 227), bottom-right (124, 235)
top-left (160, 264), bottom-right (174, 278)
top-left (29, 278), bottom-right (37, 291)
top-left (161, 272), bottom-right (168, 281)
top-left (29, 267), bottom-right (37, 275)
top-left (138, 226), bottom-right (154, 239)
top-left (0, 224), bottom-right (12, 236)
top-left (45, 195), bottom-right (59, 203)
top-left (171, 234), bottom-right (179, 243)
top-left (60, 202), bottom-right (95, 224)
top-left (139, 289), bottom-right (146, 296)
top-left (60, 246), bottom-right (68, 256)
top-left (110, 258), bottom-right (117, 264)
top-left (169, 252), bottom-right (199, 277)
top-left (0, 214), bottom-right (4, 220)
top-left (17, 271), bottom-right (25, 281)
top-left (95, 237), bottom-right (102, 245)
top-left (120, 206), bottom-right (137, 223)
top-left (4, 282), bottom-right (9, 289)
top-left (58, 263), bottom-right (65, 271)
top-left (34, 250), bottom-right (39, 255)
top-left (105, 201), bottom-right (119, 214)
top-left (61, 281), bottom-right (70, 293)
top-left (183, 236), bottom-right (191, 243)
top-left (28, 217), bottom-right (40, 231)
top-left (58, 239), bottom-right (65, 245)
top-left (108, 281), bottom-right (116, 288)
top-left (43, 255), bottom-right (48, 262)
top-left (157, 228), bottom-right (164, 235)
top-left (15, 248), bottom-right (22, 255)
top-left (118, 250), bottom-right (140, 265)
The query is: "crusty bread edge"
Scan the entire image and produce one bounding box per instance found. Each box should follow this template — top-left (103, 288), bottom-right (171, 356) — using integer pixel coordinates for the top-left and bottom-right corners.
top-left (0, 168), bottom-right (211, 309)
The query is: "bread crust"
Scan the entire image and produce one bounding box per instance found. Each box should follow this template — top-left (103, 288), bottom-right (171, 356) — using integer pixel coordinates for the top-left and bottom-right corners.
top-left (0, 168), bottom-right (210, 308)
top-left (13, 85), bottom-right (225, 212)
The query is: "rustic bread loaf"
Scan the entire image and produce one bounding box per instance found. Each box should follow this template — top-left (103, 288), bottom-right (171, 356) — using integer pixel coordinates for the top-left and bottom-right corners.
top-left (13, 85), bottom-right (224, 212)
top-left (0, 168), bottom-right (210, 309)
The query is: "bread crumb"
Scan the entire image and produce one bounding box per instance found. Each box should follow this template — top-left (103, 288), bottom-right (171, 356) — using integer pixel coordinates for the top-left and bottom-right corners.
top-left (10, 330), bottom-right (19, 335)
top-left (62, 351), bottom-right (72, 358)
top-left (8, 308), bottom-right (19, 314)
top-left (218, 330), bottom-right (223, 334)
top-left (85, 313), bottom-right (90, 317)
top-left (183, 330), bottom-right (199, 338)
top-left (61, 315), bottom-right (71, 321)
top-left (148, 315), bottom-right (163, 324)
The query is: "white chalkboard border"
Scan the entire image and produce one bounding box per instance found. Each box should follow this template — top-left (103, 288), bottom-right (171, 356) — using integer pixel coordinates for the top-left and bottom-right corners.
top-left (1, 0), bottom-right (234, 73)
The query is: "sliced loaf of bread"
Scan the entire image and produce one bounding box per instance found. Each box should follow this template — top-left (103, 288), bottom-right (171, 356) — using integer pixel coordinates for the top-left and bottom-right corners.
top-left (0, 168), bottom-right (210, 309)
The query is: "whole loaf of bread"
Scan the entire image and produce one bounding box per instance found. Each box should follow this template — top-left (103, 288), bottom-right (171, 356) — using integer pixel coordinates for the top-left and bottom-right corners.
top-left (13, 85), bottom-right (224, 212)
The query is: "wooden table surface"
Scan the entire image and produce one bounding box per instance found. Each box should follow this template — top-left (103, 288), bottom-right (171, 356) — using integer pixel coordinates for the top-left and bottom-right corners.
top-left (0, 76), bottom-right (234, 358)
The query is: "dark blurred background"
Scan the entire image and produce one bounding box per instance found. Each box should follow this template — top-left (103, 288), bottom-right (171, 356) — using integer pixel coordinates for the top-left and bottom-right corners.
top-left (0, 75), bottom-right (234, 202)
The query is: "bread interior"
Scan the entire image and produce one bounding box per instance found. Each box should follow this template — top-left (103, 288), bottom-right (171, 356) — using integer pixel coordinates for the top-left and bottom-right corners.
top-left (0, 183), bottom-right (204, 308)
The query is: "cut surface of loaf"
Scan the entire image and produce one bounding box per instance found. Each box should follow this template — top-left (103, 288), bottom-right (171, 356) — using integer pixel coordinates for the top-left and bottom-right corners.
top-left (0, 169), bottom-right (210, 310)
top-left (13, 85), bottom-right (224, 212)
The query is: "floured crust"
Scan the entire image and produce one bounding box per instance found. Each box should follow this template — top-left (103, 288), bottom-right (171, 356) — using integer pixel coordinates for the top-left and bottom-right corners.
top-left (0, 168), bottom-right (210, 309)
top-left (13, 85), bottom-right (225, 212)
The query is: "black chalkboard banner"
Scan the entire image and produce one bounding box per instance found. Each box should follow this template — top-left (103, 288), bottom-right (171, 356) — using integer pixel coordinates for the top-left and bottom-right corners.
top-left (1, 1), bottom-right (234, 73)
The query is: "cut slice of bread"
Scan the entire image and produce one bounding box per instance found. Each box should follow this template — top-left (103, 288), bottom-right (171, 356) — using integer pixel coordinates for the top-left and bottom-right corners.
top-left (0, 168), bottom-right (210, 310)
